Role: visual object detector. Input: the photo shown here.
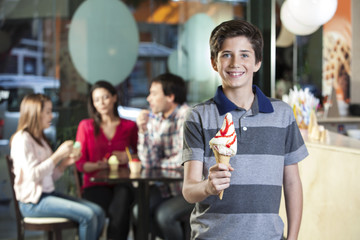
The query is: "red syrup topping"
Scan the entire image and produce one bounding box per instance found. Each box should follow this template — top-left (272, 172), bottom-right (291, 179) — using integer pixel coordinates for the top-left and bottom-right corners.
top-left (214, 115), bottom-right (237, 148)
top-left (226, 135), bottom-right (237, 148)
top-left (219, 115), bottom-right (231, 136)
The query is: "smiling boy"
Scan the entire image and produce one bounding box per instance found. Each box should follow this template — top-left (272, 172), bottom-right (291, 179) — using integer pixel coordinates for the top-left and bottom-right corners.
top-left (182, 19), bottom-right (308, 240)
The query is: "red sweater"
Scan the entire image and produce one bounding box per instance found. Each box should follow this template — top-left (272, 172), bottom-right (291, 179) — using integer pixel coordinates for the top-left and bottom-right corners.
top-left (75, 118), bottom-right (138, 189)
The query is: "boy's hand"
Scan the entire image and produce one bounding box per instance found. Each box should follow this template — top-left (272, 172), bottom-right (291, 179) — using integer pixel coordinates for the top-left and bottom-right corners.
top-left (206, 163), bottom-right (233, 196)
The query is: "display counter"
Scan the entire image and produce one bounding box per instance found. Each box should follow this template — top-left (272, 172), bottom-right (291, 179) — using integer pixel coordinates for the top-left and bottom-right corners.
top-left (318, 116), bottom-right (360, 134)
top-left (280, 130), bottom-right (360, 240)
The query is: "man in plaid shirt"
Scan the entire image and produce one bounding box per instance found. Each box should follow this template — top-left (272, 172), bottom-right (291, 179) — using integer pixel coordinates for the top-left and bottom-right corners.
top-left (136, 73), bottom-right (194, 240)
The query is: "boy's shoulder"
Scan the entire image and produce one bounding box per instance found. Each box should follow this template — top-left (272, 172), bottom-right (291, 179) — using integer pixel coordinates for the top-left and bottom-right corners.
top-left (185, 98), bottom-right (217, 122)
top-left (268, 97), bottom-right (293, 112)
top-left (190, 98), bottom-right (217, 114)
top-left (193, 98), bottom-right (214, 108)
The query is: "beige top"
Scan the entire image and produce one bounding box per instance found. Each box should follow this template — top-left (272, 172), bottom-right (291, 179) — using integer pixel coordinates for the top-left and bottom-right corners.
top-left (10, 131), bottom-right (62, 204)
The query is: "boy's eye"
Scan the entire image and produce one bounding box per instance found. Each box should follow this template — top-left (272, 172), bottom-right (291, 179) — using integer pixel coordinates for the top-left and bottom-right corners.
top-left (241, 53), bottom-right (249, 58)
top-left (221, 53), bottom-right (231, 58)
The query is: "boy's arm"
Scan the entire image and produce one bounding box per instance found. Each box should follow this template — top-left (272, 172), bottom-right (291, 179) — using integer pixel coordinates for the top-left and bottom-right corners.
top-left (283, 163), bottom-right (303, 240)
top-left (182, 160), bottom-right (233, 203)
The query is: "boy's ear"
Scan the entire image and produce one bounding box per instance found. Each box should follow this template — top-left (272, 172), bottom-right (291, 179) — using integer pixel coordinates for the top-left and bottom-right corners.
top-left (211, 58), bottom-right (218, 71)
top-left (254, 61), bottom-right (262, 72)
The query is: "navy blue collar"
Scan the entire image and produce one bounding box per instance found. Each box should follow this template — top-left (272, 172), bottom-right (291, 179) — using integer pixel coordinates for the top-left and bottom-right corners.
top-left (214, 85), bottom-right (274, 115)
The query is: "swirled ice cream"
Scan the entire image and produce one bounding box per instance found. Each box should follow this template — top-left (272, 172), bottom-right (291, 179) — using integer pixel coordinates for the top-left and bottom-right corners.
top-left (108, 155), bottom-right (119, 171)
top-left (209, 112), bottom-right (237, 200)
top-left (209, 113), bottom-right (237, 156)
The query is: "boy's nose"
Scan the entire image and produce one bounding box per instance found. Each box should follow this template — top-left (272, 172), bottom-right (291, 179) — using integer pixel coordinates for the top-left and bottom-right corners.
top-left (230, 57), bottom-right (240, 68)
top-left (230, 62), bottom-right (240, 68)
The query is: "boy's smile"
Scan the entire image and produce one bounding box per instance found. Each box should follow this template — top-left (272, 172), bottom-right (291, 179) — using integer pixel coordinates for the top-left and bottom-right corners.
top-left (212, 36), bottom-right (261, 91)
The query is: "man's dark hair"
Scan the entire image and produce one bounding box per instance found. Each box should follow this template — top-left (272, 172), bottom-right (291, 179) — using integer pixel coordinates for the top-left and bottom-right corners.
top-left (152, 73), bottom-right (187, 105)
top-left (209, 19), bottom-right (264, 64)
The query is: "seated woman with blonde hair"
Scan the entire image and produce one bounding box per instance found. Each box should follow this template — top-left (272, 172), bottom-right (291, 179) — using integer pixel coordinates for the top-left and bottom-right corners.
top-left (10, 93), bottom-right (105, 240)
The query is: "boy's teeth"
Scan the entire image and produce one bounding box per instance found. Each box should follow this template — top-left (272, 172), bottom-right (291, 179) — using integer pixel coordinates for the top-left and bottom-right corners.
top-left (229, 72), bottom-right (241, 76)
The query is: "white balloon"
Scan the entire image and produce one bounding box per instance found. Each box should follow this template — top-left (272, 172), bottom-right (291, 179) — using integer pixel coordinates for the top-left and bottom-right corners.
top-left (280, 1), bottom-right (320, 36)
top-left (276, 24), bottom-right (295, 47)
top-left (68, 0), bottom-right (139, 85)
top-left (168, 13), bottom-right (215, 82)
top-left (288, 0), bottom-right (337, 26)
top-left (167, 50), bottom-right (189, 80)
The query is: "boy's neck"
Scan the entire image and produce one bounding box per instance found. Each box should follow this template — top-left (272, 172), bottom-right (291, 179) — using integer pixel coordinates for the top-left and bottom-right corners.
top-left (224, 87), bottom-right (254, 110)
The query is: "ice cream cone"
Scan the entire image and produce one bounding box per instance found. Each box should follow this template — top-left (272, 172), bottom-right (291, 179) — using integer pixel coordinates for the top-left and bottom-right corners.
top-left (213, 149), bottom-right (230, 200)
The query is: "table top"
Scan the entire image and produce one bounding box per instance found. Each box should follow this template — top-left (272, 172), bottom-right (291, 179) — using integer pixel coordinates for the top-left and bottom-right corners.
top-left (90, 167), bottom-right (183, 183)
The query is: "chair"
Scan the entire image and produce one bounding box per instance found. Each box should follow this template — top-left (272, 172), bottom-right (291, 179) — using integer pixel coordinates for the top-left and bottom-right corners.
top-left (6, 155), bottom-right (78, 240)
top-left (72, 166), bottom-right (83, 199)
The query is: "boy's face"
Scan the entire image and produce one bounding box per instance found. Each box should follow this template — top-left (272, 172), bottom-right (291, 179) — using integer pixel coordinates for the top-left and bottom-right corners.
top-left (211, 36), bottom-right (261, 90)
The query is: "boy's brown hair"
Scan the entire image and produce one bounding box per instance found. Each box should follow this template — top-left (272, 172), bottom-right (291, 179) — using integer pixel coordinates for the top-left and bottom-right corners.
top-left (209, 19), bottom-right (264, 64)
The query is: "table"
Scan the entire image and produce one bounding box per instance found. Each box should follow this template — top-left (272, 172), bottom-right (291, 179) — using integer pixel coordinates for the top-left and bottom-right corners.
top-left (90, 168), bottom-right (183, 240)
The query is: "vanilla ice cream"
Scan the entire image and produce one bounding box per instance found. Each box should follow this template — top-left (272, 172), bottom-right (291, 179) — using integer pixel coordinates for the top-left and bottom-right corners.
top-left (209, 112), bottom-right (237, 157)
top-left (108, 155), bottom-right (119, 171)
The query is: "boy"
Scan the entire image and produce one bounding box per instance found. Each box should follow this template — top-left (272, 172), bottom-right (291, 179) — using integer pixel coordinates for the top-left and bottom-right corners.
top-left (182, 19), bottom-right (308, 240)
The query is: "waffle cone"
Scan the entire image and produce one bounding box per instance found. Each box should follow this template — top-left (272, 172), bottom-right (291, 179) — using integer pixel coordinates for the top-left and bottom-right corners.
top-left (213, 149), bottom-right (231, 200)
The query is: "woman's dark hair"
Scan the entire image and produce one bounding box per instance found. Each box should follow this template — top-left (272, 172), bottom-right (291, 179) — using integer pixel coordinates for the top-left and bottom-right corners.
top-left (88, 80), bottom-right (119, 136)
top-left (210, 19), bottom-right (264, 64)
top-left (151, 73), bottom-right (187, 105)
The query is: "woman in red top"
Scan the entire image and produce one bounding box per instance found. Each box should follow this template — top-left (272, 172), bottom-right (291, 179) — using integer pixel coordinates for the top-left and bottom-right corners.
top-left (75, 80), bottom-right (138, 240)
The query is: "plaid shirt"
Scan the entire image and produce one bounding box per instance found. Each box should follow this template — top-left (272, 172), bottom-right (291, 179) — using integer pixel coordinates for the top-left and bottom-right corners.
top-left (137, 104), bottom-right (189, 197)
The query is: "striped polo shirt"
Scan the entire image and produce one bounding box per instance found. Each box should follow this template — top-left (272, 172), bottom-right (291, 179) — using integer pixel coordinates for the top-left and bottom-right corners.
top-left (182, 85), bottom-right (308, 240)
